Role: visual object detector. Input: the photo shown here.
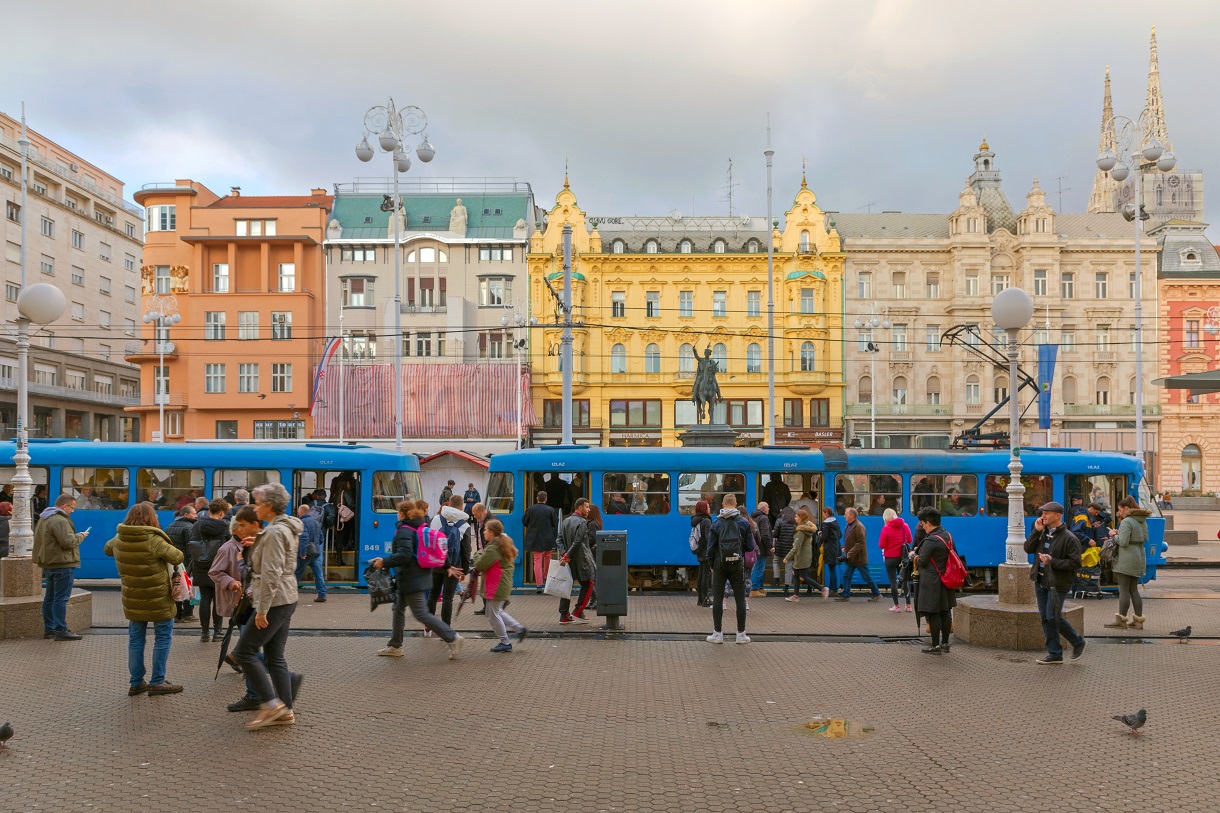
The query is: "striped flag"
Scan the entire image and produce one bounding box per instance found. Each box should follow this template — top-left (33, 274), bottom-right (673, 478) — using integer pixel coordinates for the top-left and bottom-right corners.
top-left (310, 336), bottom-right (342, 417)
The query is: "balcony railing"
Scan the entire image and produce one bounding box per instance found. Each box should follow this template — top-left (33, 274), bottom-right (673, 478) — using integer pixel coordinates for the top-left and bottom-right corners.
top-left (1063, 403), bottom-right (1161, 417)
top-left (132, 392), bottom-right (188, 408)
top-left (0, 377), bottom-right (139, 407)
top-left (124, 339), bottom-right (177, 358)
top-left (0, 131), bottom-right (142, 214)
top-left (401, 305), bottom-right (448, 315)
top-left (846, 403), bottom-right (955, 417)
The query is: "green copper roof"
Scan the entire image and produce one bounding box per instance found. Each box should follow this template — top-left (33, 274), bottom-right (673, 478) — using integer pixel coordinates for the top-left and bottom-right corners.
top-left (548, 271), bottom-right (587, 282)
top-left (785, 269), bottom-right (826, 281)
top-left (330, 193), bottom-right (528, 241)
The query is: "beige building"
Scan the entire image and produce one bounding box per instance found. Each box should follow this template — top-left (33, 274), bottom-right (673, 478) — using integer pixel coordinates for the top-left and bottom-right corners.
top-left (0, 111), bottom-right (143, 441)
top-left (835, 141), bottom-right (1159, 471)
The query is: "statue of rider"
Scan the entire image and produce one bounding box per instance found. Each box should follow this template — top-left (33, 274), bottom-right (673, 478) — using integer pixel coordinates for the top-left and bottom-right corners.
top-left (689, 344), bottom-right (722, 424)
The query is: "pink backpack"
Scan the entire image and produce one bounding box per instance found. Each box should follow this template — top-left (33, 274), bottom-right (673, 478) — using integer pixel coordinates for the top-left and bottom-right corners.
top-left (415, 524), bottom-right (448, 568)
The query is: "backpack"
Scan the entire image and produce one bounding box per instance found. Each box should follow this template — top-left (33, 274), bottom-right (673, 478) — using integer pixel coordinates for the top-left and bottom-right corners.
top-left (438, 515), bottom-right (464, 567)
top-left (321, 503), bottom-right (337, 530)
top-left (716, 515), bottom-right (744, 562)
top-left (931, 532), bottom-right (967, 590)
top-left (688, 524), bottom-right (702, 554)
top-left (1100, 537), bottom-right (1119, 568)
top-left (414, 524), bottom-right (449, 569)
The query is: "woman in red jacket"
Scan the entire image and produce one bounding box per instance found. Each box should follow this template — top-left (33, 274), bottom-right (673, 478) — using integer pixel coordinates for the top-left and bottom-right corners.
top-left (878, 508), bottom-right (913, 612)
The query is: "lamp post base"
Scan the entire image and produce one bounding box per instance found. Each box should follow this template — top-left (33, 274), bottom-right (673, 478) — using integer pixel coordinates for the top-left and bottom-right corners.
top-left (953, 564), bottom-right (1082, 651)
top-left (0, 559), bottom-right (93, 640)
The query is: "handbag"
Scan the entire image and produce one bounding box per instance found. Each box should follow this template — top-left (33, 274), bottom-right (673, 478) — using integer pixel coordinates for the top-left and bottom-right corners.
top-left (543, 559), bottom-right (573, 598)
top-left (1100, 536), bottom-right (1119, 568)
top-left (364, 565), bottom-right (396, 611)
top-left (231, 592), bottom-right (255, 627)
top-left (171, 567), bottom-right (192, 602)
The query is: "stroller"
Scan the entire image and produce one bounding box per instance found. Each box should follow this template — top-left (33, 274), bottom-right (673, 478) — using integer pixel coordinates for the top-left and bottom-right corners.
top-left (1072, 545), bottom-right (1104, 599)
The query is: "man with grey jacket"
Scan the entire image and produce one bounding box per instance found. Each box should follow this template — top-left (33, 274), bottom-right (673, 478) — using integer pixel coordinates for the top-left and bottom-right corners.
top-left (32, 493), bottom-right (89, 641)
top-left (557, 498), bottom-right (594, 624)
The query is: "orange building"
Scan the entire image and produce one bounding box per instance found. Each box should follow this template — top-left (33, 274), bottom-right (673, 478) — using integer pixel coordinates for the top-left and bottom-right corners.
top-left (127, 181), bottom-right (331, 441)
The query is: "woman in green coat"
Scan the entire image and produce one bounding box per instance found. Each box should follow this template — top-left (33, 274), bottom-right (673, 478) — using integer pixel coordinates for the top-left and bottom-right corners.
top-left (1106, 496), bottom-right (1150, 630)
top-left (104, 502), bottom-right (184, 696)
top-left (783, 507), bottom-right (824, 602)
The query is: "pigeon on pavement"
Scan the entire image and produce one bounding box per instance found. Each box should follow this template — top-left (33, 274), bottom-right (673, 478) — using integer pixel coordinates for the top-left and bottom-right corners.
top-left (1112, 708), bottom-right (1147, 735)
top-left (1169, 625), bottom-right (1192, 643)
top-left (0, 721), bottom-right (12, 748)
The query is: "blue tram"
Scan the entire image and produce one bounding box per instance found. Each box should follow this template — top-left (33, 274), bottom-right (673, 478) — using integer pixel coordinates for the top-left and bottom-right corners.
top-left (2, 440), bottom-right (421, 583)
top-left (485, 446), bottom-right (1166, 589)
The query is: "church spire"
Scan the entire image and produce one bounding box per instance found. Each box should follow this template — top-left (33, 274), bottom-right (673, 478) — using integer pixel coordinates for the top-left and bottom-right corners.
top-left (1142, 25), bottom-right (1172, 153)
top-left (1088, 66), bottom-right (1119, 213)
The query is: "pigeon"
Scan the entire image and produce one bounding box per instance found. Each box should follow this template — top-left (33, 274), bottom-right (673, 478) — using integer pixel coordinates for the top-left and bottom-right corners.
top-left (1169, 625), bottom-right (1192, 643)
top-left (1112, 708), bottom-right (1147, 735)
top-left (0, 721), bottom-right (12, 748)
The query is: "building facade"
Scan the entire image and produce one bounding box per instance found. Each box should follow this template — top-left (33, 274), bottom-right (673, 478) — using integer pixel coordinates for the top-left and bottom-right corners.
top-left (127, 181), bottom-right (330, 441)
top-left (526, 178), bottom-right (845, 447)
top-left (836, 142), bottom-right (1159, 469)
top-left (313, 180), bottom-right (534, 452)
top-left (1153, 220), bottom-right (1220, 494)
top-left (0, 110), bottom-right (143, 442)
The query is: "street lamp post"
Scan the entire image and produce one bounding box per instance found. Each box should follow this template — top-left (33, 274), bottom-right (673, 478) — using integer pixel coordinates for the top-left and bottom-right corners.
top-left (501, 301), bottom-right (528, 450)
top-left (992, 287), bottom-right (1034, 564)
top-left (1096, 114), bottom-right (1176, 467)
top-left (142, 294), bottom-right (180, 443)
top-left (764, 124), bottom-right (775, 446)
top-left (854, 305), bottom-right (889, 448)
top-left (355, 98), bottom-right (435, 452)
top-left (8, 283), bottom-right (67, 557)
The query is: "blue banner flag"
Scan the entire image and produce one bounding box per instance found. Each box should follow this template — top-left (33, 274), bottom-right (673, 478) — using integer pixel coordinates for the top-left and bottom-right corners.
top-left (1037, 343), bottom-right (1059, 430)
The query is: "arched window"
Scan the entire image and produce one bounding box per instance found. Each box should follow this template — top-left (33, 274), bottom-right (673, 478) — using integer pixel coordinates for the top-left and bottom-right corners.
top-left (645, 343), bottom-right (661, 373)
top-left (438, 249), bottom-right (448, 262)
top-left (678, 239), bottom-right (693, 254)
top-left (1182, 444), bottom-right (1203, 491)
top-left (644, 239), bottom-right (659, 254)
top-left (679, 343), bottom-right (695, 373)
top-left (611, 343), bottom-right (627, 374)
top-left (1096, 376), bottom-right (1111, 406)
top-left (1063, 376), bottom-right (1078, 404)
top-left (747, 239), bottom-right (760, 253)
top-left (893, 376), bottom-right (908, 405)
top-left (712, 239), bottom-right (726, 254)
top-left (1128, 376), bottom-right (1137, 405)
top-left (926, 376), bottom-right (941, 405)
top-left (746, 343), bottom-right (761, 373)
top-left (799, 230), bottom-right (811, 252)
top-left (405, 250), bottom-right (415, 262)
top-left (965, 375), bottom-right (980, 405)
top-left (712, 343), bottom-right (727, 372)
top-left (612, 239), bottom-right (626, 254)
top-left (994, 374), bottom-right (1009, 404)
top-left (800, 341), bottom-right (815, 372)
top-left (858, 375), bottom-right (873, 404)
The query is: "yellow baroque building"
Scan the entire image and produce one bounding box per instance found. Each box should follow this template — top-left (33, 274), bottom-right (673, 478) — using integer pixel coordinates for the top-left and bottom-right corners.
top-left (527, 178), bottom-right (845, 447)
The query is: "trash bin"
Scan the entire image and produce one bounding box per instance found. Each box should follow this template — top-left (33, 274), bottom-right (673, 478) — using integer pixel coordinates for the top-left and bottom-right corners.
top-left (595, 530), bottom-right (627, 629)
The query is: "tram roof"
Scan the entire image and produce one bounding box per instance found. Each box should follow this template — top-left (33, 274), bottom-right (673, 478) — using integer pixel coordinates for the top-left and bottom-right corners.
top-left (0, 441), bottom-right (419, 469)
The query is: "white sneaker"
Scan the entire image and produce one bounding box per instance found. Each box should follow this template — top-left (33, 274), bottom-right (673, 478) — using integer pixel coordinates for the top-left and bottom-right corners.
top-left (377, 645), bottom-right (404, 657)
top-left (722, 600), bottom-right (728, 610)
top-left (706, 631), bottom-right (725, 644)
top-left (822, 587), bottom-right (830, 599)
top-left (447, 633), bottom-right (464, 660)
top-left (745, 601), bottom-right (750, 610)
top-left (735, 632), bottom-right (751, 644)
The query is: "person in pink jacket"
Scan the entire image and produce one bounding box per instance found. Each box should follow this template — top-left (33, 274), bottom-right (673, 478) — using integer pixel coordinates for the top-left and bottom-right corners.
top-left (878, 508), bottom-right (913, 612)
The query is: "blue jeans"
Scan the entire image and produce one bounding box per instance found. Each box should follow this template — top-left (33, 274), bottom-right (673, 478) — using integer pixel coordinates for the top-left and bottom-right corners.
top-left (750, 554), bottom-right (768, 591)
top-left (840, 564), bottom-right (880, 598)
top-left (1035, 583), bottom-right (1084, 659)
top-left (295, 555), bottom-right (327, 598)
top-left (128, 618), bottom-right (174, 687)
top-left (42, 567), bottom-right (75, 633)
top-left (823, 561), bottom-right (840, 593)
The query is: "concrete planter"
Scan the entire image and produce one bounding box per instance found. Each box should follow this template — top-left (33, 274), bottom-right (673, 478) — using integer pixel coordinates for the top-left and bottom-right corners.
top-left (1170, 496), bottom-right (1220, 510)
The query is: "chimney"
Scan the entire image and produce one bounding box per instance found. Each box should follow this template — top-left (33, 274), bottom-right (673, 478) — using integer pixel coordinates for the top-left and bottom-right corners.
top-left (311, 188), bottom-right (326, 196)
top-left (230, 186), bottom-right (241, 197)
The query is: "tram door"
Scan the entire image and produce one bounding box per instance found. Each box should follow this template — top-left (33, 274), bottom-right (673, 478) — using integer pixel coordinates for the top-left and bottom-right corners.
top-left (523, 470), bottom-right (589, 584)
top-left (294, 469), bottom-right (354, 582)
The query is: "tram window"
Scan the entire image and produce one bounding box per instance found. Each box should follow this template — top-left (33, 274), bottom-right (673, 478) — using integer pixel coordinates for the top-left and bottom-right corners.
top-left (486, 471), bottom-right (514, 514)
top-left (834, 473), bottom-right (901, 516)
top-left (212, 469), bottom-right (280, 503)
top-left (910, 474), bottom-right (978, 517)
top-left (1067, 474), bottom-right (1117, 512)
top-left (603, 472), bottom-right (670, 515)
top-left (526, 471), bottom-right (587, 517)
top-left (677, 472), bottom-right (745, 515)
top-left (61, 467), bottom-right (129, 510)
top-left (372, 471), bottom-right (423, 512)
top-left (984, 474), bottom-right (1053, 517)
top-left (137, 468), bottom-right (204, 511)
top-left (0, 466), bottom-right (49, 489)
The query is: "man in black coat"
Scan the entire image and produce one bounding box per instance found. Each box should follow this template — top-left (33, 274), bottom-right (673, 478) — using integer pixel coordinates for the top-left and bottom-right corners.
top-left (165, 505), bottom-right (197, 622)
top-left (706, 493), bottom-right (755, 644)
top-left (1023, 501), bottom-right (1086, 665)
top-left (749, 503), bottom-right (773, 597)
top-left (522, 491), bottom-right (559, 593)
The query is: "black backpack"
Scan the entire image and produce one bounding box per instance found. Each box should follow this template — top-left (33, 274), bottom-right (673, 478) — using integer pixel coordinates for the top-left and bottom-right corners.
top-left (717, 515), bottom-right (744, 562)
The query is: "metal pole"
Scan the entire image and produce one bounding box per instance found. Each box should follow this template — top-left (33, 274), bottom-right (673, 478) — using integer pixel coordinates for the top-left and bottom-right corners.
top-left (18, 104), bottom-right (28, 292)
top-left (10, 318), bottom-right (33, 556)
top-left (1004, 326), bottom-right (1026, 563)
top-left (516, 318), bottom-right (523, 450)
top-left (1133, 168), bottom-right (1144, 466)
top-left (392, 154), bottom-right (403, 452)
top-left (157, 323), bottom-right (165, 442)
top-left (765, 120), bottom-right (775, 446)
top-left (338, 310), bottom-right (345, 443)
top-left (870, 346), bottom-right (876, 449)
top-left (561, 225), bottom-right (573, 445)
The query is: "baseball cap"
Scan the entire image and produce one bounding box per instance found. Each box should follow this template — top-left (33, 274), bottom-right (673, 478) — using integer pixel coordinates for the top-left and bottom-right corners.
top-left (1038, 501), bottom-right (1065, 514)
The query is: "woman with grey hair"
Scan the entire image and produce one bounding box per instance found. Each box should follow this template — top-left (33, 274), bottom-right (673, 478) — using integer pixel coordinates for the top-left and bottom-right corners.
top-left (231, 482), bottom-right (304, 729)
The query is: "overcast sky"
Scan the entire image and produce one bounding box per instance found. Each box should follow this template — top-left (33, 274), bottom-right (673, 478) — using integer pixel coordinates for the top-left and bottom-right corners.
top-left (7, 1), bottom-right (1220, 234)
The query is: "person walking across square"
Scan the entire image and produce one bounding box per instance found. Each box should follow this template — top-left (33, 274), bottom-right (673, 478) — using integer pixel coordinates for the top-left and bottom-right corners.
top-left (835, 507), bottom-right (881, 602)
top-left (1024, 501), bottom-right (1086, 665)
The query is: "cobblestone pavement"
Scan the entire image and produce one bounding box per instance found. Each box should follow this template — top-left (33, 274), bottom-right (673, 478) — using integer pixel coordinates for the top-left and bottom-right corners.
top-left (2, 618), bottom-right (1217, 813)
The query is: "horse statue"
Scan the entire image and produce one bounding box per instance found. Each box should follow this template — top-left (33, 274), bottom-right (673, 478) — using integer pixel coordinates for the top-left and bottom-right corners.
top-left (690, 345), bottom-right (722, 424)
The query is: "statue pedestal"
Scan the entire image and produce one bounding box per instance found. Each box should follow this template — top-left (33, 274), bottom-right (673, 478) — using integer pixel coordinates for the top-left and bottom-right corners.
top-left (953, 563), bottom-right (1082, 651)
top-left (0, 558), bottom-right (92, 640)
top-left (677, 424), bottom-right (738, 447)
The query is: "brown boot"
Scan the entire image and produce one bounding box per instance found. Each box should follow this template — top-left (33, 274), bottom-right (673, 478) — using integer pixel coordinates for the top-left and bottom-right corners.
top-left (1131, 615), bottom-right (1146, 630)
top-left (1103, 613), bottom-right (1129, 629)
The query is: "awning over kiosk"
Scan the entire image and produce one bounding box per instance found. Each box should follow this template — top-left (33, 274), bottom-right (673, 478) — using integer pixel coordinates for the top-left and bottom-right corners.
top-left (1152, 370), bottom-right (1220, 396)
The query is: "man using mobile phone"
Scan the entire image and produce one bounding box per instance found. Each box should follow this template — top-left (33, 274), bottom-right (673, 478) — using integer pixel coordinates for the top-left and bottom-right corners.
top-left (32, 493), bottom-right (90, 641)
top-left (1023, 501), bottom-right (1085, 665)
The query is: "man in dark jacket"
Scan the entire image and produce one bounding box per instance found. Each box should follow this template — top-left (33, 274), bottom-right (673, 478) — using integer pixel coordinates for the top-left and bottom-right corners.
top-left (1024, 501), bottom-right (1086, 664)
top-left (165, 505), bottom-right (197, 621)
top-left (522, 491), bottom-right (559, 594)
top-left (749, 502), bottom-right (773, 597)
top-left (835, 507), bottom-right (881, 601)
top-left (294, 504), bottom-right (327, 603)
top-left (32, 493), bottom-right (89, 640)
top-left (706, 493), bottom-right (755, 644)
top-left (557, 498), bottom-right (594, 623)
top-left (772, 506), bottom-right (797, 596)
top-left (189, 500), bottom-right (233, 641)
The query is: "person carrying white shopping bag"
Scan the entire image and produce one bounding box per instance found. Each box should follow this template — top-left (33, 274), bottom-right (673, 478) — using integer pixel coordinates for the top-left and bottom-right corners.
top-left (554, 498), bottom-right (594, 624)
top-left (543, 558), bottom-right (572, 598)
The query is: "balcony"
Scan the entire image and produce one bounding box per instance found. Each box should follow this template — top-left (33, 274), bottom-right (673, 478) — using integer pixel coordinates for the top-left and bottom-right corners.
top-left (0, 131), bottom-right (142, 214)
top-left (130, 392), bottom-right (188, 409)
top-left (401, 304), bottom-right (448, 315)
top-left (0, 377), bottom-right (139, 408)
top-left (124, 340), bottom-right (178, 361)
top-left (1063, 403), bottom-right (1161, 417)
top-left (784, 370), bottom-right (831, 395)
top-left (1094, 351), bottom-right (1118, 363)
top-left (542, 370), bottom-right (588, 395)
top-left (845, 403), bottom-right (955, 418)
